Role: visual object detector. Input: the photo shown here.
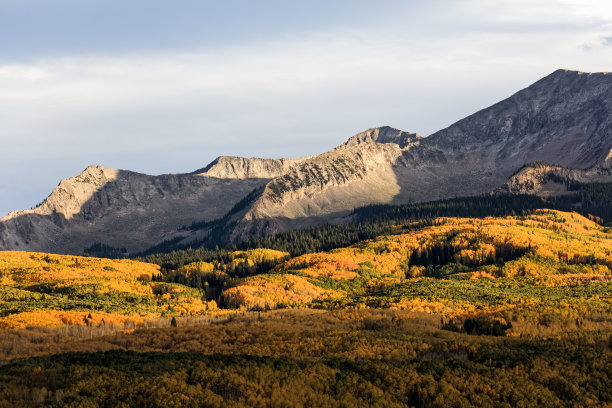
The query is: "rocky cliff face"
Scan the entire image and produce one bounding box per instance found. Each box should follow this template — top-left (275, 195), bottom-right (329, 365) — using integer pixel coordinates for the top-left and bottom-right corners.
top-left (193, 156), bottom-right (309, 179)
top-left (427, 69), bottom-right (612, 170)
top-left (2, 69), bottom-right (612, 254)
top-left (499, 154), bottom-right (612, 196)
top-left (226, 141), bottom-right (407, 240)
top-left (335, 126), bottom-right (422, 150)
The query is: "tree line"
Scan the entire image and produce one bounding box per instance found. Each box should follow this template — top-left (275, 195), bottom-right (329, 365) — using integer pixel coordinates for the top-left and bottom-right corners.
top-left (86, 184), bottom-right (612, 271)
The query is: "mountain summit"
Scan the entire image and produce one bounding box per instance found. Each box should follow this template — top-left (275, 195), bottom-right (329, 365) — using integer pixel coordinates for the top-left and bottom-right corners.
top-left (2, 70), bottom-right (611, 254)
top-left (336, 126), bottom-right (422, 149)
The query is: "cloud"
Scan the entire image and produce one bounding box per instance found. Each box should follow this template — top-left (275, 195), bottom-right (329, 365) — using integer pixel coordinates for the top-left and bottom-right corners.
top-left (1, 1), bottom-right (612, 215)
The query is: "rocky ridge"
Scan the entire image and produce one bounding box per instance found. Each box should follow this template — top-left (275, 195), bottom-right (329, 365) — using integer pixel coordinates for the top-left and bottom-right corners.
top-left (193, 156), bottom-right (309, 179)
top-left (2, 69), bottom-right (612, 254)
top-left (0, 166), bottom-right (268, 254)
top-left (225, 70), bottom-right (612, 240)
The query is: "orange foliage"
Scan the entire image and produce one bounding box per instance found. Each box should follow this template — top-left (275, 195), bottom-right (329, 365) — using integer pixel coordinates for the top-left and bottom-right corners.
top-left (3, 210), bottom-right (611, 325)
top-left (236, 210), bottom-right (612, 309)
top-left (179, 261), bottom-right (215, 275)
top-left (279, 249), bottom-right (403, 280)
top-left (0, 251), bottom-right (160, 283)
top-left (279, 210), bottom-right (612, 282)
top-left (223, 274), bottom-right (337, 309)
top-left (0, 251), bottom-right (217, 329)
top-left (389, 298), bottom-right (448, 314)
top-left (0, 310), bottom-right (147, 330)
top-left (231, 248), bottom-right (289, 263)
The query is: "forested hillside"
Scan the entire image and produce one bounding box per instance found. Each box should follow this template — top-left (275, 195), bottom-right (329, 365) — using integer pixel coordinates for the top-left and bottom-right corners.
top-left (136, 184), bottom-right (612, 270)
top-left (0, 209), bottom-right (610, 406)
top-left (0, 309), bottom-right (609, 407)
top-left (220, 210), bottom-right (612, 319)
top-left (0, 251), bottom-right (216, 330)
top-left (4, 210), bottom-right (610, 327)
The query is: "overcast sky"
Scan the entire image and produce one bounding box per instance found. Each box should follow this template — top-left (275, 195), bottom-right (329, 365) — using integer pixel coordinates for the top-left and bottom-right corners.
top-left (1, 0), bottom-right (612, 216)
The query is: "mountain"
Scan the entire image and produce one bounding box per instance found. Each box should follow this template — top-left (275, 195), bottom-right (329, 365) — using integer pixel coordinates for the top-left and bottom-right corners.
top-left (224, 69), bottom-right (612, 241)
top-left (2, 69), bottom-right (612, 255)
top-left (0, 166), bottom-right (271, 254)
top-left (499, 156), bottom-right (612, 196)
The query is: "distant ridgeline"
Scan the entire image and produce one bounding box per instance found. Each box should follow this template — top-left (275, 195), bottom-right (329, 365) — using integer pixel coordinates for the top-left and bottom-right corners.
top-left (109, 182), bottom-right (612, 271)
top-left (6, 70), bottom-right (612, 257)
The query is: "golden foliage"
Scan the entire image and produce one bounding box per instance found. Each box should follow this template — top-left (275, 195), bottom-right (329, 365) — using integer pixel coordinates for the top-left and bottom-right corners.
top-left (281, 209), bottom-right (612, 282)
top-left (279, 248), bottom-right (402, 280)
top-left (0, 251), bottom-right (160, 283)
top-left (179, 261), bottom-right (215, 275)
top-left (3, 210), bottom-right (612, 327)
top-left (222, 274), bottom-right (337, 309)
top-left (0, 251), bottom-right (216, 329)
top-left (0, 310), bottom-right (146, 330)
top-left (389, 298), bottom-right (448, 314)
top-left (226, 210), bottom-right (612, 309)
top-left (230, 248), bottom-right (289, 264)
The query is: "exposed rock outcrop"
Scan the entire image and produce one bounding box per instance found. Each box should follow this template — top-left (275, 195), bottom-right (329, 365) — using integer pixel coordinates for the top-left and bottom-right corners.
top-left (335, 126), bottom-right (422, 150)
top-left (193, 156), bottom-right (309, 179)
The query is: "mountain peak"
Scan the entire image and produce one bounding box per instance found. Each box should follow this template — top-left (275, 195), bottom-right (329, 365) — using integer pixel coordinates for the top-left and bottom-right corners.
top-left (426, 67), bottom-right (612, 169)
top-left (533, 69), bottom-right (611, 88)
top-left (193, 156), bottom-right (309, 179)
top-left (337, 126), bottom-right (422, 150)
top-left (547, 68), bottom-right (610, 76)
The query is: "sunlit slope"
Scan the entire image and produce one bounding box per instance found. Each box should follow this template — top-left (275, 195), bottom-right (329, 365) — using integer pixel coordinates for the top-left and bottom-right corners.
top-left (283, 209), bottom-right (612, 278)
top-left (223, 210), bottom-right (612, 319)
top-left (0, 252), bottom-right (215, 328)
top-left (2, 211), bottom-right (611, 329)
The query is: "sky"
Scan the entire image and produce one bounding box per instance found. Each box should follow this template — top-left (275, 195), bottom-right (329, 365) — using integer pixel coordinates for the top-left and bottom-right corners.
top-left (1, 0), bottom-right (612, 216)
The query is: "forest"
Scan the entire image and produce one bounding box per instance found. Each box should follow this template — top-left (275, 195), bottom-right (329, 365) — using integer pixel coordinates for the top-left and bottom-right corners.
top-left (0, 308), bottom-right (609, 407)
top-left (135, 184), bottom-right (612, 270)
top-left (0, 205), bottom-right (611, 406)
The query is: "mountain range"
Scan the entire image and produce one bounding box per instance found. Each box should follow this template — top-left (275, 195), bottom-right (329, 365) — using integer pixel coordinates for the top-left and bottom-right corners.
top-left (2, 69), bottom-right (611, 255)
